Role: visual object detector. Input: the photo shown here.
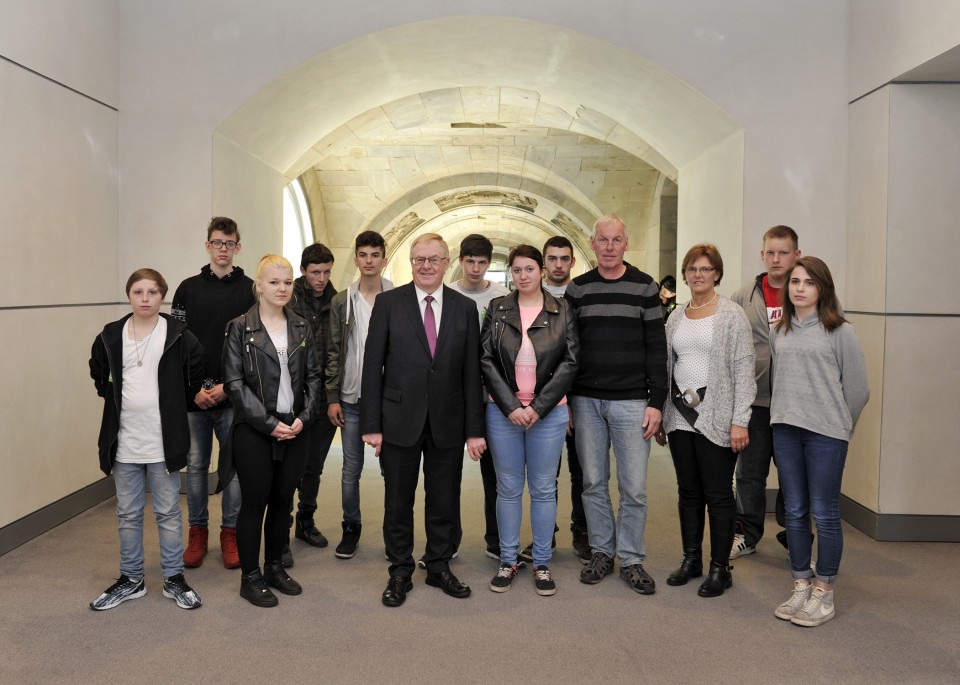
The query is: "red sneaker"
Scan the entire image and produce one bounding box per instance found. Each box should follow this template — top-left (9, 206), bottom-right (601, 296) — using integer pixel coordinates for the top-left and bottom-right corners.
top-left (220, 527), bottom-right (240, 569)
top-left (183, 525), bottom-right (208, 568)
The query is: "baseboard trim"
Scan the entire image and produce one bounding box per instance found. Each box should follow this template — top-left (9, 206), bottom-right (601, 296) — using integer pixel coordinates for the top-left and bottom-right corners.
top-left (0, 477), bottom-right (116, 556)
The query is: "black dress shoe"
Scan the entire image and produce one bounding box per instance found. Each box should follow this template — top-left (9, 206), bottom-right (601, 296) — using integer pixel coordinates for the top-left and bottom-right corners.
top-left (697, 561), bottom-right (733, 597)
top-left (295, 514), bottom-right (329, 548)
top-left (425, 570), bottom-right (471, 598)
top-left (264, 560), bottom-right (302, 596)
top-left (666, 556), bottom-right (704, 586)
top-left (382, 575), bottom-right (413, 607)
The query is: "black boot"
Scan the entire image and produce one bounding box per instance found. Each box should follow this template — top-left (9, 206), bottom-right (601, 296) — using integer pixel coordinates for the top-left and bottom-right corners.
top-left (240, 568), bottom-right (278, 607)
top-left (667, 505), bottom-right (705, 586)
top-left (264, 560), bottom-right (303, 596)
top-left (697, 561), bottom-right (733, 597)
top-left (335, 521), bottom-right (362, 559)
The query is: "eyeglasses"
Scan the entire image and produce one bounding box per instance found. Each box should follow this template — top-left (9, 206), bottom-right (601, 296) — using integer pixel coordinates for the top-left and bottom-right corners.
top-left (209, 240), bottom-right (239, 250)
top-left (684, 267), bottom-right (716, 275)
top-left (410, 256), bottom-right (447, 267)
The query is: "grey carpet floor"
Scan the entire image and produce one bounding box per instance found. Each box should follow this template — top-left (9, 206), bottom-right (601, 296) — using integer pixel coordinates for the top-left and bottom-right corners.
top-left (2, 443), bottom-right (958, 684)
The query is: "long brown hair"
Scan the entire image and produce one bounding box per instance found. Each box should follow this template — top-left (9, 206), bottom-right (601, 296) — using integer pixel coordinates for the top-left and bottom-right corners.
top-left (775, 256), bottom-right (847, 334)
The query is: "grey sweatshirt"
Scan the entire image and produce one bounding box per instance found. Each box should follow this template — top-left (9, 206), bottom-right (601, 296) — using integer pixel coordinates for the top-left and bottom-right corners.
top-left (770, 316), bottom-right (870, 441)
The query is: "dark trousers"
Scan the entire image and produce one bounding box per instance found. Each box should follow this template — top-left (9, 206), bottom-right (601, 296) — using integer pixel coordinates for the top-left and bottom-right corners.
top-left (382, 422), bottom-right (464, 578)
top-left (234, 422), bottom-right (309, 574)
top-left (668, 430), bottom-right (737, 566)
top-left (565, 429), bottom-right (587, 532)
top-left (294, 411), bottom-right (337, 518)
top-left (734, 406), bottom-right (786, 545)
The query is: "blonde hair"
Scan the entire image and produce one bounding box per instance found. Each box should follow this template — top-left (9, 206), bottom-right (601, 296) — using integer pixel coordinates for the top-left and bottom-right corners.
top-left (254, 254), bottom-right (294, 298)
top-left (409, 233), bottom-right (449, 259)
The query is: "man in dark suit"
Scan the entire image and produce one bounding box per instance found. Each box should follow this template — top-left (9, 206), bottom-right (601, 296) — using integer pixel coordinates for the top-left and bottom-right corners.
top-left (361, 233), bottom-right (486, 607)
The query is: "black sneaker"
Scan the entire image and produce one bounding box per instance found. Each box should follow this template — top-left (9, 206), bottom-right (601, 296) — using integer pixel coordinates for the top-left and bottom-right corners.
top-left (162, 573), bottom-right (202, 609)
top-left (579, 552), bottom-right (615, 585)
top-left (281, 542), bottom-right (294, 568)
top-left (572, 529), bottom-right (592, 564)
top-left (485, 546), bottom-right (500, 561)
top-left (533, 565), bottom-right (556, 596)
top-left (489, 564), bottom-right (518, 593)
top-left (90, 575), bottom-right (146, 611)
top-left (335, 522), bottom-right (361, 559)
top-left (418, 549), bottom-right (459, 569)
top-left (620, 563), bottom-right (656, 595)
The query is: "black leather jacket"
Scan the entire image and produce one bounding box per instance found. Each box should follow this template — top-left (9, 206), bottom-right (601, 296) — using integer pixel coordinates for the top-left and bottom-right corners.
top-left (480, 289), bottom-right (579, 418)
top-left (221, 303), bottom-right (323, 434)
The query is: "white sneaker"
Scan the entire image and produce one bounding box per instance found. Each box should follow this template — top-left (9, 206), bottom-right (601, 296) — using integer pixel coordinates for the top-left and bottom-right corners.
top-left (791, 586), bottom-right (835, 627)
top-left (774, 580), bottom-right (812, 620)
top-left (730, 533), bottom-right (756, 559)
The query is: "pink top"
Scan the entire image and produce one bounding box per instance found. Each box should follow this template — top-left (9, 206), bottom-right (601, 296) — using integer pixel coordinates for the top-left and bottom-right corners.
top-left (515, 304), bottom-right (567, 407)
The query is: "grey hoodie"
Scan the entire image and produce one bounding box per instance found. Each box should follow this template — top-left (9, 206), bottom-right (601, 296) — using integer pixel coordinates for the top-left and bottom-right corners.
top-left (770, 316), bottom-right (870, 442)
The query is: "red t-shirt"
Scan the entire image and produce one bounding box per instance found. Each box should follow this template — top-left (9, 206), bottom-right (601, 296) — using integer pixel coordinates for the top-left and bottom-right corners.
top-left (761, 275), bottom-right (783, 328)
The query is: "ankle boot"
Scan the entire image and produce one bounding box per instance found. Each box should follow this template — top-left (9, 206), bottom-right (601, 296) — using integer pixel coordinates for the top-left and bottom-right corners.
top-left (667, 505), bottom-right (705, 586)
top-left (698, 561), bottom-right (733, 597)
top-left (264, 560), bottom-right (302, 596)
top-left (335, 521), bottom-right (362, 559)
top-left (240, 569), bottom-right (278, 607)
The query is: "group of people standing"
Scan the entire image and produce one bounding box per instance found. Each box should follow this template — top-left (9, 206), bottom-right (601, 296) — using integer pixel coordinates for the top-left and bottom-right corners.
top-left (88, 214), bottom-right (868, 628)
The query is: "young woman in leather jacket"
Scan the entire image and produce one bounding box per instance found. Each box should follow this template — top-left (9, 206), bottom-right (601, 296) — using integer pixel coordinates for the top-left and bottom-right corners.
top-left (220, 254), bottom-right (322, 607)
top-left (480, 245), bottom-right (578, 596)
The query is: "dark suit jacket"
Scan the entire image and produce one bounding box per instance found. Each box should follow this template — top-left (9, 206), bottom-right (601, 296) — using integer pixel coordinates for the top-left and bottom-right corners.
top-left (360, 282), bottom-right (484, 449)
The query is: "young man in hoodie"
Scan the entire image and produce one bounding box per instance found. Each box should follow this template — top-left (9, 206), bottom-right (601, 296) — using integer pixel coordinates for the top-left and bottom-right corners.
top-left (171, 217), bottom-right (255, 569)
top-left (286, 242), bottom-right (338, 564)
top-left (326, 231), bottom-right (393, 558)
top-left (729, 225), bottom-right (801, 559)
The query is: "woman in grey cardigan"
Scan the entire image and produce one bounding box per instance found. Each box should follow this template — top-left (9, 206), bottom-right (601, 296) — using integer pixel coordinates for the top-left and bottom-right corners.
top-left (656, 244), bottom-right (756, 597)
top-left (770, 257), bottom-right (869, 627)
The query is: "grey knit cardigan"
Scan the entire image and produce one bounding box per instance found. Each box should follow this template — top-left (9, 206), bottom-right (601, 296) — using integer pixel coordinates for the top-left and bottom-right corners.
top-left (663, 297), bottom-right (757, 447)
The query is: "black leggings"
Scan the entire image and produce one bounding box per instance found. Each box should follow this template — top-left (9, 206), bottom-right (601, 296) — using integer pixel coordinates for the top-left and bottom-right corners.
top-left (233, 422), bottom-right (309, 573)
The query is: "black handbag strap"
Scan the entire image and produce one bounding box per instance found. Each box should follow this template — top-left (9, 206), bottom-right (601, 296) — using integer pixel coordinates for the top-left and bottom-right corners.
top-left (671, 378), bottom-right (706, 431)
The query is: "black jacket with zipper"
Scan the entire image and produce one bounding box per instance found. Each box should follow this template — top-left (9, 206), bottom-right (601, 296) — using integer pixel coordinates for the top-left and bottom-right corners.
top-left (89, 313), bottom-right (204, 476)
top-left (480, 289), bottom-right (579, 419)
top-left (217, 303), bottom-right (322, 487)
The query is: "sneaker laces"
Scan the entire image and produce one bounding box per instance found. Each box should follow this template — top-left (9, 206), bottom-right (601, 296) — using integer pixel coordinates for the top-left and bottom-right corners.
top-left (800, 587), bottom-right (826, 614)
top-left (104, 575), bottom-right (134, 593)
top-left (587, 552), bottom-right (609, 571)
top-left (496, 565), bottom-right (516, 579)
top-left (784, 581), bottom-right (811, 611)
top-left (534, 567), bottom-right (551, 582)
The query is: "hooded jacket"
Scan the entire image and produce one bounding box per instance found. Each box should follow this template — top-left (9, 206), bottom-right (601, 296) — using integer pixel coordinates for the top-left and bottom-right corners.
top-left (89, 313), bottom-right (204, 476)
top-left (289, 275), bottom-right (337, 384)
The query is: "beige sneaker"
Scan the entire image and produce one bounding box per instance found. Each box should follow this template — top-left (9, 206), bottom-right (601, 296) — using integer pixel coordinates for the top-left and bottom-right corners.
top-left (791, 586), bottom-right (835, 627)
top-left (774, 580), bottom-right (812, 620)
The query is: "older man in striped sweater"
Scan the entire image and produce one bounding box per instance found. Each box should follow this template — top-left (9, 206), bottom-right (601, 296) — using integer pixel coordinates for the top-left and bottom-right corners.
top-left (564, 215), bottom-right (668, 596)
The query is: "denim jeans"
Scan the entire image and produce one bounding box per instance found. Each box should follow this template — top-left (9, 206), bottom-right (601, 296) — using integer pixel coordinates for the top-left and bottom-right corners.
top-left (486, 402), bottom-right (567, 567)
top-left (571, 396), bottom-right (651, 566)
top-left (340, 401), bottom-right (364, 524)
top-left (186, 408), bottom-right (240, 528)
top-left (773, 424), bottom-right (848, 583)
top-left (113, 461), bottom-right (184, 579)
top-left (734, 405), bottom-right (774, 546)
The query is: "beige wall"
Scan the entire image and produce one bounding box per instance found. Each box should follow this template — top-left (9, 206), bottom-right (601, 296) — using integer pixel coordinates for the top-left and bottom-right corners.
top-left (0, 0), bottom-right (120, 526)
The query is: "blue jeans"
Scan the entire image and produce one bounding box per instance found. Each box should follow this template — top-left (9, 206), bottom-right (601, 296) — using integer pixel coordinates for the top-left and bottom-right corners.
top-left (572, 396), bottom-right (651, 566)
top-left (113, 461), bottom-right (184, 579)
top-left (186, 408), bottom-right (240, 528)
top-left (340, 401), bottom-right (364, 524)
top-left (773, 424), bottom-right (848, 583)
top-left (486, 402), bottom-right (567, 567)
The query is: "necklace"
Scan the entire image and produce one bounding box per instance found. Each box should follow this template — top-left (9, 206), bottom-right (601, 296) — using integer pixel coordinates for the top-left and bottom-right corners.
top-left (264, 318), bottom-right (286, 336)
top-left (130, 319), bottom-right (157, 367)
top-left (688, 292), bottom-right (719, 310)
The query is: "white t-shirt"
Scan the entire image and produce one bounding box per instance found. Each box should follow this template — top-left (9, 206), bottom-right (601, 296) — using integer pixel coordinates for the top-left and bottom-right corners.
top-left (341, 291), bottom-right (374, 403)
top-left (268, 324), bottom-right (294, 414)
top-left (447, 279), bottom-right (510, 326)
top-left (116, 317), bottom-right (167, 464)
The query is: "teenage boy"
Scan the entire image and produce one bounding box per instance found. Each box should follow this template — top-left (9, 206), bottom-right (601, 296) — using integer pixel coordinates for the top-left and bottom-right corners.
top-left (541, 236), bottom-right (591, 563)
top-left (730, 225), bottom-right (801, 558)
top-left (447, 234), bottom-right (509, 560)
top-left (171, 216), bottom-right (255, 569)
top-left (326, 231), bottom-right (393, 558)
top-left (89, 269), bottom-right (204, 610)
top-left (287, 243), bottom-right (338, 565)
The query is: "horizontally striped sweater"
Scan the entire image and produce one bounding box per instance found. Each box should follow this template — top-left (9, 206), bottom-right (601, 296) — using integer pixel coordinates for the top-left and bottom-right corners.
top-left (564, 265), bottom-right (668, 409)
